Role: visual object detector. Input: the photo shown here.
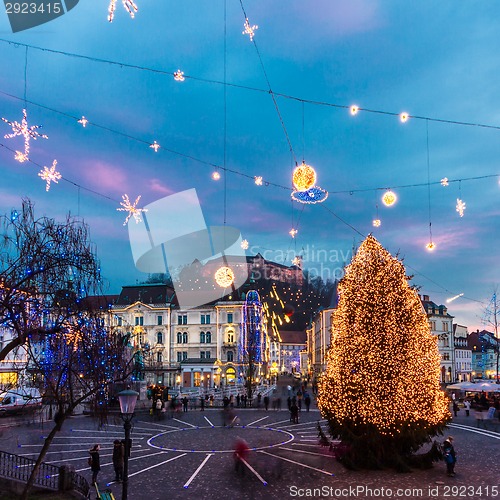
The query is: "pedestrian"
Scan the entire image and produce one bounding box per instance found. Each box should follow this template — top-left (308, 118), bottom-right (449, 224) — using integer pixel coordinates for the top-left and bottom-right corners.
top-left (442, 436), bottom-right (457, 477)
top-left (182, 396), bottom-right (188, 412)
top-left (112, 440), bottom-right (124, 482)
top-left (287, 396), bottom-right (291, 411)
top-left (257, 393), bottom-right (262, 407)
top-left (452, 401), bottom-right (459, 417)
top-left (88, 444), bottom-right (101, 486)
top-left (304, 393), bottom-right (311, 412)
top-left (464, 400), bottom-right (471, 417)
top-left (233, 437), bottom-right (249, 475)
top-left (200, 396), bottom-right (205, 411)
top-left (236, 394), bottom-right (240, 407)
top-left (264, 395), bottom-right (269, 411)
top-left (290, 402), bottom-right (299, 424)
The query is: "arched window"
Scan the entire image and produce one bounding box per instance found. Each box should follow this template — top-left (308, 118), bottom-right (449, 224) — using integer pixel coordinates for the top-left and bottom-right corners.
top-left (226, 367), bottom-right (236, 384)
top-left (157, 331), bottom-right (163, 344)
top-left (157, 352), bottom-right (163, 363)
top-left (227, 330), bottom-right (234, 343)
top-left (205, 332), bottom-right (211, 344)
top-left (182, 332), bottom-right (188, 344)
top-left (227, 350), bottom-right (234, 362)
top-left (177, 332), bottom-right (182, 344)
top-left (200, 332), bottom-right (206, 344)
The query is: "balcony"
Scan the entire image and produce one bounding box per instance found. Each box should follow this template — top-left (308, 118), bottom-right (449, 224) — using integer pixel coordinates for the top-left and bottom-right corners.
top-left (222, 342), bottom-right (235, 348)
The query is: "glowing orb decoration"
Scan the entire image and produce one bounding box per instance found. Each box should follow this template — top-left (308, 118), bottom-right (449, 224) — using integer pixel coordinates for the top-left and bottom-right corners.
top-left (212, 171), bottom-right (221, 180)
top-left (174, 70), bottom-right (185, 82)
top-left (382, 190), bottom-right (397, 207)
top-left (215, 266), bottom-right (235, 288)
top-left (292, 161), bottom-right (317, 191)
top-left (350, 105), bottom-right (359, 116)
top-left (289, 228), bottom-right (298, 238)
top-left (426, 241), bottom-right (436, 251)
top-left (284, 304), bottom-right (295, 317)
top-left (291, 186), bottom-right (328, 204)
top-left (400, 112), bottom-right (409, 123)
top-left (241, 239), bottom-right (249, 250)
top-left (372, 219), bottom-right (381, 227)
top-left (441, 177), bottom-right (449, 187)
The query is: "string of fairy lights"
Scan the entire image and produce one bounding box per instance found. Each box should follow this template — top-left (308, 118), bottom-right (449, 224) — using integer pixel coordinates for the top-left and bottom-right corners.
top-left (0, 9), bottom-right (499, 298)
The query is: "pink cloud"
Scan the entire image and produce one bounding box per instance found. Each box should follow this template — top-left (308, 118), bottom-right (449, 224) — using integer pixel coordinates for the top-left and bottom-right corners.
top-left (148, 178), bottom-right (174, 196)
top-left (80, 160), bottom-right (129, 194)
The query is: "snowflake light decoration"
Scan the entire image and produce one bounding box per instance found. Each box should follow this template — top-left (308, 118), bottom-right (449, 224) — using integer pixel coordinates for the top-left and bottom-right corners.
top-left (241, 239), bottom-right (249, 250)
top-left (372, 219), bottom-right (381, 227)
top-left (108, 0), bottom-right (138, 22)
top-left (456, 198), bottom-right (466, 217)
top-left (38, 160), bottom-right (62, 192)
top-left (174, 70), bottom-right (185, 82)
top-left (150, 141), bottom-right (160, 152)
top-left (292, 256), bottom-right (301, 267)
top-left (254, 176), bottom-right (263, 186)
top-left (78, 116), bottom-right (88, 128)
top-left (441, 177), bottom-right (449, 187)
top-left (2, 108), bottom-right (48, 162)
top-left (289, 228), bottom-right (298, 238)
top-left (117, 194), bottom-right (147, 225)
top-left (242, 18), bottom-right (258, 41)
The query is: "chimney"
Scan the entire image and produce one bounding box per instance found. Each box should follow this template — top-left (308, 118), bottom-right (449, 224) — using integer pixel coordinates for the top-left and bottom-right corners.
top-left (423, 295), bottom-right (430, 301)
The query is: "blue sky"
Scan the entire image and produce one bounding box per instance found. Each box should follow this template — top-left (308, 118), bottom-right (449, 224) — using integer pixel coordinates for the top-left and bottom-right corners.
top-left (0, 1), bottom-right (498, 330)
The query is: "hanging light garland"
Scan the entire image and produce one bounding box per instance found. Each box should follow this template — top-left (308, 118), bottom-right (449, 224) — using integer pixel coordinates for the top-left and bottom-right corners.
top-left (108, 0), bottom-right (138, 22)
top-left (117, 194), bottom-right (147, 225)
top-left (2, 108), bottom-right (48, 163)
top-left (38, 159), bottom-right (61, 192)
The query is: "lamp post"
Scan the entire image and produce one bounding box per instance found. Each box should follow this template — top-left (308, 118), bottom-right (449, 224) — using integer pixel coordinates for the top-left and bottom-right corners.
top-left (118, 389), bottom-right (139, 500)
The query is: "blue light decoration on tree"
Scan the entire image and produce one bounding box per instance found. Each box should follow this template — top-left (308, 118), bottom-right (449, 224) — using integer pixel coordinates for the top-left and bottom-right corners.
top-left (239, 290), bottom-right (263, 388)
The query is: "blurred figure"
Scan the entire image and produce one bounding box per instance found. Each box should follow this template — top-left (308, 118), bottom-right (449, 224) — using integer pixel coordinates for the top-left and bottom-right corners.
top-left (233, 437), bottom-right (249, 475)
top-left (112, 440), bottom-right (124, 482)
top-left (88, 444), bottom-right (101, 486)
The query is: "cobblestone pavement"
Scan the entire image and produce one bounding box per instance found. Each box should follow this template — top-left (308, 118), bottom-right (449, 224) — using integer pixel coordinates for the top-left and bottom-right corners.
top-left (1, 405), bottom-right (499, 500)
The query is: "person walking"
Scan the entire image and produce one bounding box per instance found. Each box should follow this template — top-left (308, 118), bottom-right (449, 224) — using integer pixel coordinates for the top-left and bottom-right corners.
top-left (182, 396), bottom-right (188, 412)
top-left (290, 402), bottom-right (299, 424)
top-left (200, 396), bottom-right (205, 411)
top-left (88, 444), bottom-right (101, 486)
top-left (452, 401), bottom-right (459, 417)
top-left (304, 393), bottom-right (311, 412)
top-left (264, 395), bottom-right (269, 411)
top-left (443, 436), bottom-right (457, 477)
top-left (464, 400), bottom-right (471, 417)
top-left (112, 440), bottom-right (124, 482)
top-left (233, 437), bottom-right (249, 476)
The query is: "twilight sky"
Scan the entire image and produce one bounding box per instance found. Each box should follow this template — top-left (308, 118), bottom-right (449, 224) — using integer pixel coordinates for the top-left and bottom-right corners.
top-left (0, 1), bottom-right (498, 330)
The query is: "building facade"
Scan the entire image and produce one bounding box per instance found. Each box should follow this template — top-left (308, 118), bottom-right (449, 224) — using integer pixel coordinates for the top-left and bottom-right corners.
top-left (453, 324), bottom-right (472, 382)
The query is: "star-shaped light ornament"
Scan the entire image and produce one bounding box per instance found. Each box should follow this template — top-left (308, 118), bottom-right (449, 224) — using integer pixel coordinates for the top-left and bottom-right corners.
top-left (78, 116), bottom-right (88, 128)
top-left (292, 256), bottom-right (301, 267)
top-left (2, 108), bottom-right (48, 162)
top-left (150, 141), bottom-right (160, 152)
top-left (456, 198), bottom-right (466, 217)
top-left (441, 177), bottom-right (449, 187)
top-left (108, 0), bottom-right (138, 22)
top-left (291, 161), bottom-right (328, 204)
top-left (241, 239), bottom-right (249, 250)
top-left (38, 160), bottom-right (61, 192)
top-left (254, 176), bottom-right (263, 186)
top-left (242, 18), bottom-right (258, 41)
top-left (117, 194), bottom-right (148, 225)
top-left (174, 70), bottom-right (185, 82)
top-left (289, 228), bottom-right (298, 238)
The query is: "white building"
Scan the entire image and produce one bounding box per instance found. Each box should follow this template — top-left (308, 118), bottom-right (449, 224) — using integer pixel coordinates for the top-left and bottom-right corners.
top-left (453, 324), bottom-right (472, 382)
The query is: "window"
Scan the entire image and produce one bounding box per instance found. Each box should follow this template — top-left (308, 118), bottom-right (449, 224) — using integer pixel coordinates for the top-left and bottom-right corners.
top-left (200, 351), bottom-right (205, 359)
top-left (135, 316), bottom-right (144, 326)
top-left (182, 351), bottom-right (188, 360)
top-left (227, 351), bottom-right (234, 362)
top-left (201, 314), bottom-right (210, 325)
top-left (205, 332), bottom-right (211, 344)
top-left (177, 352), bottom-right (182, 362)
top-left (177, 332), bottom-right (182, 344)
top-left (227, 313), bottom-right (233, 324)
top-left (157, 352), bottom-right (163, 363)
top-left (205, 351), bottom-right (211, 359)
top-left (200, 332), bottom-right (206, 344)
top-left (182, 332), bottom-right (188, 344)
top-left (194, 372), bottom-right (201, 387)
top-left (442, 322), bottom-right (449, 332)
top-left (157, 315), bottom-right (163, 326)
top-left (178, 315), bottom-right (187, 325)
top-left (227, 331), bottom-right (234, 343)
top-left (117, 317), bottom-right (123, 326)
top-left (157, 331), bottom-right (163, 344)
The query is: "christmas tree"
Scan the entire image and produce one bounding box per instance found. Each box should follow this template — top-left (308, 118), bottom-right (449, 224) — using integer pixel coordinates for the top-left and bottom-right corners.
top-left (318, 235), bottom-right (450, 471)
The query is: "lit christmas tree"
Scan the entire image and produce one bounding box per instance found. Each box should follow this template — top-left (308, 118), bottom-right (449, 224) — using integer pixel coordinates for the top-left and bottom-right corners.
top-left (318, 235), bottom-right (450, 471)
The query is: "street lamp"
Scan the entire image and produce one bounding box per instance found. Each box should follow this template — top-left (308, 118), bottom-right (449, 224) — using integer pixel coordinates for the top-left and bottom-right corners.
top-left (118, 389), bottom-right (139, 500)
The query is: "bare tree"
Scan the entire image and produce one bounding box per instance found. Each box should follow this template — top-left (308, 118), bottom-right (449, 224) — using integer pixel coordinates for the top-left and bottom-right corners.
top-left (482, 287), bottom-right (499, 383)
